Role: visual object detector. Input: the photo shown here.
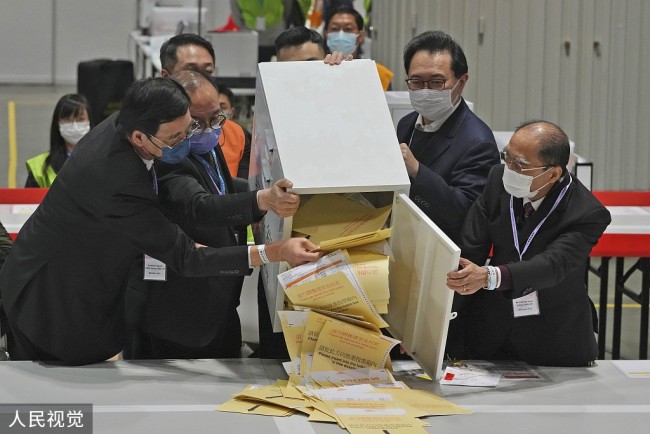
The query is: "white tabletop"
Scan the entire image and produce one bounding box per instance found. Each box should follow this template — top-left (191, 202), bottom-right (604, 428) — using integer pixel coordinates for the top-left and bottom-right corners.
top-left (1, 359), bottom-right (648, 434)
top-left (605, 206), bottom-right (650, 234)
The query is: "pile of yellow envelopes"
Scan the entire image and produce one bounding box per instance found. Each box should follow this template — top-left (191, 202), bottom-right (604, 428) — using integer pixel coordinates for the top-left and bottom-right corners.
top-left (217, 379), bottom-right (471, 433)
top-left (218, 194), bottom-right (471, 432)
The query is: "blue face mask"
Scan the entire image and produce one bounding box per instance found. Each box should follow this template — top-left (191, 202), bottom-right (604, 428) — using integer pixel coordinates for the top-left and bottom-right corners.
top-left (189, 128), bottom-right (221, 155)
top-left (326, 30), bottom-right (358, 56)
top-left (158, 137), bottom-right (190, 164)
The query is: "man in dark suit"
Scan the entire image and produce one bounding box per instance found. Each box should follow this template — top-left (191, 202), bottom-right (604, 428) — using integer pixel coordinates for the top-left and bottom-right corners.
top-left (397, 30), bottom-right (500, 244)
top-left (127, 71), bottom-right (292, 359)
top-left (0, 78), bottom-right (319, 365)
top-left (446, 120), bottom-right (611, 366)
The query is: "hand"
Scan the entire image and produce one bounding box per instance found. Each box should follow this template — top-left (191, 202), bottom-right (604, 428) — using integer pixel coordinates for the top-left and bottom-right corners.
top-left (446, 257), bottom-right (487, 295)
top-left (257, 178), bottom-right (300, 217)
top-left (265, 238), bottom-right (323, 267)
top-left (399, 143), bottom-right (419, 178)
top-left (324, 52), bottom-right (354, 65)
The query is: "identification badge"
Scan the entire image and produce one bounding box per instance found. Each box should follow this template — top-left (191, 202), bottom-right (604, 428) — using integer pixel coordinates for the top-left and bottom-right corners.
top-left (143, 254), bottom-right (166, 281)
top-left (512, 290), bottom-right (540, 317)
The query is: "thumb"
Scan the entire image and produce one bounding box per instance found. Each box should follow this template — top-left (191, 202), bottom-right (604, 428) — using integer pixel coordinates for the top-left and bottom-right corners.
top-left (275, 178), bottom-right (293, 190)
top-left (458, 257), bottom-right (472, 268)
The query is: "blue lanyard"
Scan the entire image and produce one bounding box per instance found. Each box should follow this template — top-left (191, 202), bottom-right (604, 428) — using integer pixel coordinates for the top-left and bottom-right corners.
top-left (194, 149), bottom-right (226, 195)
top-left (509, 175), bottom-right (572, 261)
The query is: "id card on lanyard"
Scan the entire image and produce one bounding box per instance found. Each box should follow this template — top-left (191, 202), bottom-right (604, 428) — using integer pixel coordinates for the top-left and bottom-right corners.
top-left (509, 175), bottom-right (572, 317)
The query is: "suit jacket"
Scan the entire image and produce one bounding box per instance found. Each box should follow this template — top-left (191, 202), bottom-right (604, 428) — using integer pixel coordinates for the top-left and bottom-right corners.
top-left (137, 149), bottom-right (263, 350)
top-left (452, 165), bottom-right (611, 366)
top-left (0, 113), bottom-right (252, 364)
top-left (396, 100), bottom-right (500, 243)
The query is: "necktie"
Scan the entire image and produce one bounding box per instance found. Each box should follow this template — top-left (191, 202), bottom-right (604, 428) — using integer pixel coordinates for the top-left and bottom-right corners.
top-left (523, 202), bottom-right (534, 220)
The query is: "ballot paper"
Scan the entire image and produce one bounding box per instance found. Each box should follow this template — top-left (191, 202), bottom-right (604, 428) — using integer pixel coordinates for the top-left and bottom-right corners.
top-left (278, 310), bottom-right (309, 376)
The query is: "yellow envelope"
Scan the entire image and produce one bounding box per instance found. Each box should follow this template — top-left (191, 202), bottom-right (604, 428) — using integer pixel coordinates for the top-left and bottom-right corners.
top-left (216, 398), bottom-right (294, 417)
top-left (311, 320), bottom-right (399, 372)
top-left (278, 310), bottom-right (308, 362)
top-left (349, 251), bottom-right (390, 312)
top-left (284, 271), bottom-right (388, 328)
top-left (292, 194), bottom-right (392, 245)
top-left (318, 228), bottom-right (392, 252)
top-left (383, 389), bottom-right (473, 417)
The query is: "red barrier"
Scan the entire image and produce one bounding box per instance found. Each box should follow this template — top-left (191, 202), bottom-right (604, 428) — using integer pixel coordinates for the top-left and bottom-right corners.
top-left (0, 188), bottom-right (48, 240)
top-left (0, 188), bottom-right (48, 204)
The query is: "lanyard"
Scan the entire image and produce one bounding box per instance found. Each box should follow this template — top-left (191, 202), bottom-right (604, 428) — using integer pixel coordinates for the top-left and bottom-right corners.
top-left (509, 175), bottom-right (572, 261)
top-left (194, 149), bottom-right (226, 195)
top-left (150, 165), bottom-right (158, 195)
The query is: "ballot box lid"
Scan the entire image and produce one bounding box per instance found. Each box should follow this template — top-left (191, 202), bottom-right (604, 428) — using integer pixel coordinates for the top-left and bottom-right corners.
top-left (386, 193), bottom-right (461, 381)
top-left (256, 60), bottom-right (410, 195)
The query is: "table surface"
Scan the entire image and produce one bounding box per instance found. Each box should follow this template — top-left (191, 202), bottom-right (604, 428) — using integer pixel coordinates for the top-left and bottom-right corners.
top-left (1, 359), bottom-right (649, 434)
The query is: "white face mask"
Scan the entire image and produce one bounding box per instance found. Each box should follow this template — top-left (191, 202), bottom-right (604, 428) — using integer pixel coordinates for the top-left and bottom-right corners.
top-left (59, 121), bottom-right (90, 145)
top-left (408, 79), bottom-right (461, 127)
top-left (502, 165), bottom-right (553, 199)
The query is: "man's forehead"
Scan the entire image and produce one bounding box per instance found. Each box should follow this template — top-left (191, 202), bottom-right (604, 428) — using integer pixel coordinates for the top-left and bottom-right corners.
top-left (278, 42), bottom-right (325, 61)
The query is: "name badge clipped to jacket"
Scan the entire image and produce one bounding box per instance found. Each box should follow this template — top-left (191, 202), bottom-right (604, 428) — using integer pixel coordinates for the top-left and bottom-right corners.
top-left (512, 290), bottom-right (540, 317)
top-left (143, 254), bottom-right (167, 281)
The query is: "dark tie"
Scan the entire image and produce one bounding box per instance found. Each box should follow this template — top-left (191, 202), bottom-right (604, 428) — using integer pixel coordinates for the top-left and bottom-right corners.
top-left (523, 202), bottom-right (534, 221)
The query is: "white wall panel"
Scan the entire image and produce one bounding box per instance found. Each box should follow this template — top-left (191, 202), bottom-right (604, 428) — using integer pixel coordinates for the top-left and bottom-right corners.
top-left (0, 0), bottom-right (54, 83)
top-left (54, 0), bottom-right (136, 84)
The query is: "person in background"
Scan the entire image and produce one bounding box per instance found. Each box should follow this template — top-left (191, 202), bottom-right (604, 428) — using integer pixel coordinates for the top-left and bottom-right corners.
top-left (397, 30), bottom-right (500, 245)
top-left (0, 77), bottom-right (319, 364)
top-left (275, 26), bottom-right (328, 61)
top-left (323, 5), bottom-right (393, 90)
top-left (274, 26), bottom-right (348, 64)
top-left (160, 33), bottom-right (250, 179)
top-left (25, 94), bottom-right (91, 188)
top-left (218, 86), bottom-right (251, 179)
top-left (446, 120), bottom-right (611, 366)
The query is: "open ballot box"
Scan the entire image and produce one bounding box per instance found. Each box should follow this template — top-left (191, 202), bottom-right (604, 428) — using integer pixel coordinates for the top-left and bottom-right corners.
top-left (249, 60), bottom-right (461, 381)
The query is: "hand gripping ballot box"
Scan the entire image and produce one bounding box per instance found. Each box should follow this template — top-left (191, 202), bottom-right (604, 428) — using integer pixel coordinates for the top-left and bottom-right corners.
top-left (250, 60), bottom-right (460, 380)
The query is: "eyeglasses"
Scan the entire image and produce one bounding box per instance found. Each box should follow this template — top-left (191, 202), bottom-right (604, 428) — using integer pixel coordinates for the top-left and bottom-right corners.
top-left (193, 110), bottom-right (226, 133)
top-left (405, 78), bottom-right (448, 91)
top-left (148, 118), bottom-right (200, 149)
top-left (500, 150), bottom-right (549, 173)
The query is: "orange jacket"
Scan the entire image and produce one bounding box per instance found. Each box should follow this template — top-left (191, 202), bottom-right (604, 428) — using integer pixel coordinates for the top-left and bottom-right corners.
top-left (218, 119), bottom-right (246, 178)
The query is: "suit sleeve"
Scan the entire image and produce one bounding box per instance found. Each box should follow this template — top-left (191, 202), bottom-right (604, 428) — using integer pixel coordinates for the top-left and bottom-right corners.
top-left (157, 161), bottom-right (263, 230)
top-left (107, 180), bottom-right (251, 277)
top-left (411, 139), bottom-right (499, 241)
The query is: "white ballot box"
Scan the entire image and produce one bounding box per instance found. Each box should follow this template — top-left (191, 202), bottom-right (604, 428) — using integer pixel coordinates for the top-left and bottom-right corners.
top-left (250, 60), bottom-right (460, 380)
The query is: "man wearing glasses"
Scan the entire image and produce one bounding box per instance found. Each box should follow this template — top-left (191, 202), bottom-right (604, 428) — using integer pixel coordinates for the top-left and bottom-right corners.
top-left (397, 30), bottom-right (500, 245)
top-left (445, 120), bottom-right (610, 366)
top-left (0, 78), bottom-right (319, 364)
top-left (160, 33), bottom-right (251, 179)
top-left (124, 71), bottom-right (306, 359)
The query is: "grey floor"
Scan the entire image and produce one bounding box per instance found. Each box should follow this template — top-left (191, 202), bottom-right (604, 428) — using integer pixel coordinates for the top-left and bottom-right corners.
top-left (1, 84), bottom-right (647, 360)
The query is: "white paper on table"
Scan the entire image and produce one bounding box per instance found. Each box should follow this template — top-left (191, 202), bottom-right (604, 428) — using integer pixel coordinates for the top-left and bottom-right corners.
top-left (611, 360), bottom-right (650, 379)
top-left (439, 366), bottom-right (501, 387)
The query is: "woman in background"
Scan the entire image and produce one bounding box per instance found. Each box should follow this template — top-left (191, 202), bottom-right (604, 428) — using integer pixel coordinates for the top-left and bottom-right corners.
top-left (25, 94), bottom-right (91, 188)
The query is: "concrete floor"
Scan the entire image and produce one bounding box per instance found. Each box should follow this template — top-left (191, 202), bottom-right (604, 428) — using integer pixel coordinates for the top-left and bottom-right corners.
top-left (1, 84), bottom-right (647, 360)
